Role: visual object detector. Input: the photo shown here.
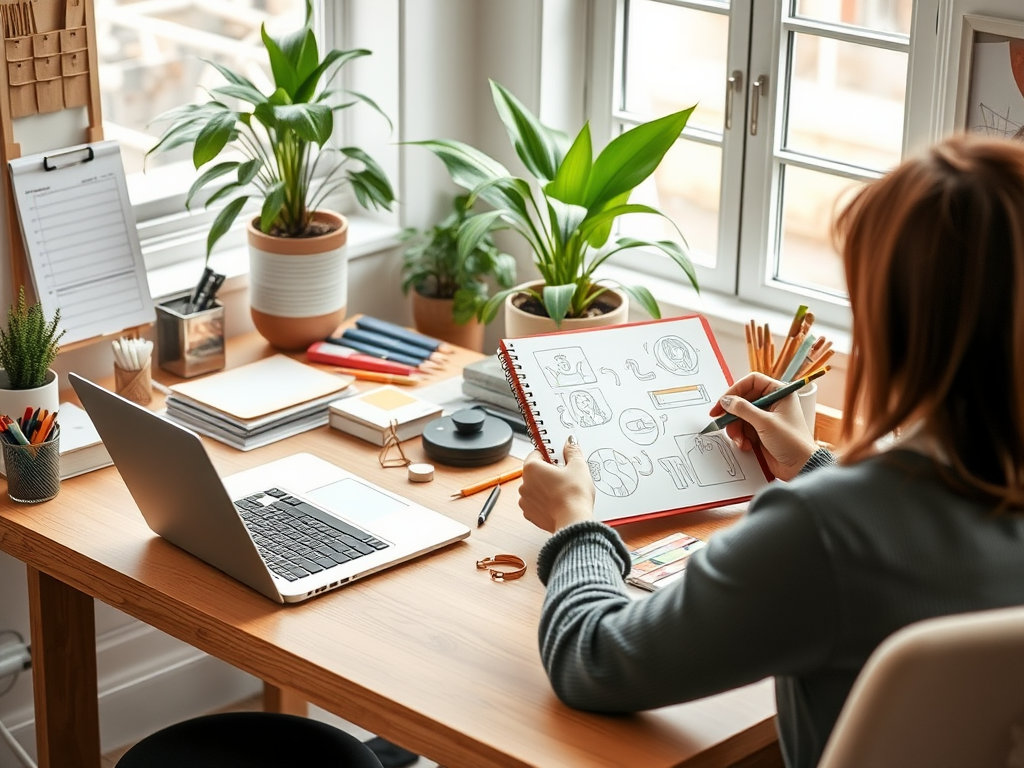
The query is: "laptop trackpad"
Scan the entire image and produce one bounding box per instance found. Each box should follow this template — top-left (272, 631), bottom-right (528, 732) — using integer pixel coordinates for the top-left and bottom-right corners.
top-left (306, 478), bottom-right (409, 527)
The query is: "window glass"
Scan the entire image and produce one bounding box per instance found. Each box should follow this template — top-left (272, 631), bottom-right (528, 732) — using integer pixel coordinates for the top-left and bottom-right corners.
top-left (792, 0), bottom-right (913, 36)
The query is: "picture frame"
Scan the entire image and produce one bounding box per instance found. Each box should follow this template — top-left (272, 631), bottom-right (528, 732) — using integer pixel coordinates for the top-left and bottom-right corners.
top-left (954, 14), bottom-right (1024, 138)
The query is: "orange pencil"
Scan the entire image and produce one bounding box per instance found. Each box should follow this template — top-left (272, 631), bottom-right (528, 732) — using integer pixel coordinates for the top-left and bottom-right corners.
top-left (450, 467), bottom-right (524, 498)
top-left (329, 366), bottom-right (421, 386)
top-left (31, 411), bottom-right (56, 444)
top-left (744, 324), bottom-right (756, 372)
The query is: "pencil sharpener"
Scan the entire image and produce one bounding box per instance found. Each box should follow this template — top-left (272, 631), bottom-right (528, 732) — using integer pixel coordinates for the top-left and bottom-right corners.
top-left (156, 291), bottom-right (226, 378)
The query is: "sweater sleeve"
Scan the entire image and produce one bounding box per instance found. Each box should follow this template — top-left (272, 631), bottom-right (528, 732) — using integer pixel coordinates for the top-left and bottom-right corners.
top-left (536, 482), bottom-right (839, 713)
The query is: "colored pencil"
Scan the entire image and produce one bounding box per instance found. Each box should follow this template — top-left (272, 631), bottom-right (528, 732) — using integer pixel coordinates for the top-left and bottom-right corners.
top-left (699, 366), bottom-right (830, 434)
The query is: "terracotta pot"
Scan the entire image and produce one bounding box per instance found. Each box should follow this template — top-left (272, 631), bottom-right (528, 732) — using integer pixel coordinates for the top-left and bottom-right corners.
top-left (503, 282), bottom-right (629, 338)
top-left (247, 211), bottom-right (349, 351)
top-left (0, 368), bottom-right (59, 420)
top-left (410, 291), bottom-right (485, 352)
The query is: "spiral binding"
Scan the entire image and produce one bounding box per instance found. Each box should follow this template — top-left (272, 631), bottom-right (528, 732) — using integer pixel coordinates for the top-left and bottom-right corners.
top-left (497, 344), bottom-right (556, 458)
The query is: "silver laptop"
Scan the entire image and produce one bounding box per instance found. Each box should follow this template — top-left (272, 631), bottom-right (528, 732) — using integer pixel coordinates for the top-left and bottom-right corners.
top-left (70, 373), bottom-right (470, 604)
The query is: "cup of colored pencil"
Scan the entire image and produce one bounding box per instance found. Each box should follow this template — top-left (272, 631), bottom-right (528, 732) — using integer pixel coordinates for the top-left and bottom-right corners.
top-left (1, 408), bottom-right (60, 503)
top-left (113, 337), bottom-right (154, 406)
top-left (745, 305), bottom-right (833, 382)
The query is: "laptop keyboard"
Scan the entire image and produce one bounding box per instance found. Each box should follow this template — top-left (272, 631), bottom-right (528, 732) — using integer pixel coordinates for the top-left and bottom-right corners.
top-left (234, 488), bottom-right (390, 582)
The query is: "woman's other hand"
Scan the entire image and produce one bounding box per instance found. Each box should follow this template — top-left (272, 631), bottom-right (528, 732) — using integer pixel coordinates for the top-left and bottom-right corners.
top-left (709, 373), bottom-right (819, 481)
top-left (519, 437), bottom-right (596, 533)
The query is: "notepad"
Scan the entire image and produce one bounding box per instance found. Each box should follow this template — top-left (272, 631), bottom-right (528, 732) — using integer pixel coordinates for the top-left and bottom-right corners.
top-left (497, 315), bottom-right (772, 525)
top-left (9, 141), bottom-right (155, 346)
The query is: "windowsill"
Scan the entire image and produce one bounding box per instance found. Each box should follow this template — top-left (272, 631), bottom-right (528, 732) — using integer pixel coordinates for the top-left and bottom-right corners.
top-left (145, 215), bottom-right (404, 303)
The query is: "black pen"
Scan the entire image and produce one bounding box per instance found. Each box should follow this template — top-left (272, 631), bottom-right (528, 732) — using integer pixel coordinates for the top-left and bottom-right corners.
top-left (477, 485), bottom-right (501, 527)
top-left (471, 404), bottom-right (528, 435)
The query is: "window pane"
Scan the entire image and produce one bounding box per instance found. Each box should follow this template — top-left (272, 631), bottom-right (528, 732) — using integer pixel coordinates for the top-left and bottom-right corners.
top-left (97, 0), bottom-right (307, 177)
top-left (785, 33), bottom-right (906, 171)
top-left (775, 164), bottom-right (862, 295)
top-left (618, 138), bottom-right (721, 269)
top-left (792, 0), bottom-right (913, 36)
top-left (624, 0), bottom-right (728, 134)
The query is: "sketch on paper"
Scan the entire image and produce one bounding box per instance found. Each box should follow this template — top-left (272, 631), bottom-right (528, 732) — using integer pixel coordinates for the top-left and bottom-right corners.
top-left (562, 388), bottom-right (612, 427)
top-left (965, 39), bottom-right (1024, 140)
top-left (654, 335), bottom-right (699, 375)
top-left (633, 451), bottom-right (654, 476)
top-left (658, 455), bottom-right (695, 490)
top-left (557, 404), bottom-right (575, 428)
top-left (535, 347), bottom-right (598, 387)
top-left (587, 449), bottom-right (639, 497)
top-left (625, 358), bottom-right (657, 381)
top-left (673, 433), bottom-right (745, 486)
top-left (619, 407), bottom-right (659, 445)
top-left (599, 366), bottom-right (622, 386)
top-left (649, 384), bottom-right (710, 409)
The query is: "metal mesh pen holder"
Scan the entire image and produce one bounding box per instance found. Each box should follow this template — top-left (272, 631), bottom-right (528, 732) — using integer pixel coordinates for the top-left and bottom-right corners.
top-left (3, 437), bottom-right (60, 503)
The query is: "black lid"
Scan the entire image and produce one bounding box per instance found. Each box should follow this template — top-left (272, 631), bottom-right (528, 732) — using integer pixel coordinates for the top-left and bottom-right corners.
top-left (421, 409), bottom-right (513, 467)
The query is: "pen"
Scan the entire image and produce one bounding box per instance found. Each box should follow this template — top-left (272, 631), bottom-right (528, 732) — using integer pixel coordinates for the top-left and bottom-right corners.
top-left (341, 328), bottom-right (443, 362)
top-left (188, 266), bottom-right (214, 314)
top-left (355, 316), bottom-right (453, 354)
top-left (197, 272), bottom-right (225, 311)
top-left (476, 485), bottom-right (501, 527)
top-left (699, 366), bottom-right (830, 435)
top-left (308, 341), bottom-right (420, 375)
top-left (328, 366), bottom-right (421, 386)
top-left (450, 466), bottom-right (524, 498)
top-left (471, 404), bottom-right (528, 435)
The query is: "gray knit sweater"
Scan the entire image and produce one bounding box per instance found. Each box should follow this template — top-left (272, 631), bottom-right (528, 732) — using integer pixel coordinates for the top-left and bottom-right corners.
top-left (536, 448), bottom-right (1024, 768)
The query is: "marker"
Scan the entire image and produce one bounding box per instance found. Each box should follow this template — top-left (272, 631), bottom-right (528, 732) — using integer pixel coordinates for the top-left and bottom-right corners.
top-left (699, 366), bottom-right (830, 435)
top-left (476, 485), bottom-right (501, 527)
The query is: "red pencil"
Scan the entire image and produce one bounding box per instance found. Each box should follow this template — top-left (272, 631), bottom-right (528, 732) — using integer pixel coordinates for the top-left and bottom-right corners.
top-left (306, 341), bottom-right (420, 376)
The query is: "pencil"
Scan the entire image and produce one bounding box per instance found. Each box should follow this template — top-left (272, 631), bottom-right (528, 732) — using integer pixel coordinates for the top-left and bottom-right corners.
top-left (450, 467), bottom-right (524, 498)
top-left (744, 324), bottom-right (756, 372)
top-left (699, 366), bottom-right (830, 434)
top-left (329, 366), bottom-right (421, 386)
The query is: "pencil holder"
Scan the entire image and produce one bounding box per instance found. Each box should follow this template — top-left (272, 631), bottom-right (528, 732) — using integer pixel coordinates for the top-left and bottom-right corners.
top-left (115, 358), bottom-right (152, 406)
top-left (156, 290), bottom-right (226, 379)
top-left (3, 436), bottom-right (60, 503)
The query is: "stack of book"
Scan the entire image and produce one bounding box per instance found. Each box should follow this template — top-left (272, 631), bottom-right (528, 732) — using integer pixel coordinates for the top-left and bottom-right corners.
top-left (461, 355), bottom-right (520, 414)
top-left (328, 385), bottom-right (443, 446)
top-left (164, 355), bottom-right (356, 451)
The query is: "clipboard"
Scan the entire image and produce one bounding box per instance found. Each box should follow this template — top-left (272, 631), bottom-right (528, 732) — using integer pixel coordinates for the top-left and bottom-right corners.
top-left (8, 139), bottom-right (155, 346)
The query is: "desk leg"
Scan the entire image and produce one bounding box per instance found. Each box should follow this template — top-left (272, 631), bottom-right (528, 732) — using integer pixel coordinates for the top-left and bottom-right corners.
top-left (27, 567), bottom-right (100, 768)
top-left (263, 682), bottom-right (308, 717)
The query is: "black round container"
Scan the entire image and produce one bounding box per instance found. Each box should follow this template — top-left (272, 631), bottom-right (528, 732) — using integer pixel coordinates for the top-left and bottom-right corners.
top-left (421, 409), bottom-right (513, 467)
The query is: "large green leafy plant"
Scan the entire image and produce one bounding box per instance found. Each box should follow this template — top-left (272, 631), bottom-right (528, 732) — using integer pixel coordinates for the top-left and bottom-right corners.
top-left (413, 80), bottom-right (698, 327)
top-left (401, 195), bottom-right (516, 325)
top-left (147, 0), bottom-right (394, 257)
top-left (0, 287), bottom-right (65, 389)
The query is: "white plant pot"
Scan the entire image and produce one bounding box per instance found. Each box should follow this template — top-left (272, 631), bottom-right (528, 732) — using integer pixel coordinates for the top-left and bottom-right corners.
top-left (503, 282), bottom-right (629, 338)
top-left (0, 368), bottom-right (60, 420)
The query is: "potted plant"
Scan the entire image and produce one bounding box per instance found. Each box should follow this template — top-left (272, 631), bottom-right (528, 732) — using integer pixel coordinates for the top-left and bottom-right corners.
top-left (400, 194), bottom-right (516, 352)
top-left (0, 287), bottom-right (65, 419)
top-left (147, 0), bottom-right (395, 350)
top-left (414, 80), bottom-right (699, 337)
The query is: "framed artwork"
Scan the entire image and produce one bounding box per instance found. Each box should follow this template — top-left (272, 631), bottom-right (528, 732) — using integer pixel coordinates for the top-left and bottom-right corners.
top-left (954, 14), bottom-right (1024, 139)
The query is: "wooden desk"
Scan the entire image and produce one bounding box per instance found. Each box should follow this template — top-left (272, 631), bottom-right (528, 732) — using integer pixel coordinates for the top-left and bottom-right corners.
top-left (0, 333), bottom-right (779, 768)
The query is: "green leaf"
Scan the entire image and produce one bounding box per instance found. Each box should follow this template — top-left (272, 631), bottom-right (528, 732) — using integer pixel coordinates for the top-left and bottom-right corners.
top-left (206, 196), bottom-right (249, 257)
top-left (272, 103), bottom-right (333, 145)
top-left (617, 283), bottom-right (661, 319)
top-left (489, 80), bottom-right (569, 183)
top-left (408, 139), bottom-right (510, 191)
top-left (492, 252), bottom-right (517, 288)
top-left (185, 161), bottom-right (240, 209)
top-left (547, 198), bottom-right (588, 251)
top-left (585, 105), bottom-right (695, 210)
top-left (578, 203), bottom-right (666, 246)
top-left (260, 181), bottom-right (286, 231)
top-left (192, 110), bottom-right (239, 168)
top-left (211, 83), bottom-right (268, 106)
top-left (614, 237), bottom-right (697, 291)
top-left (478, 286), bottom-right (520, 325)
top-left (261, 24), bottom-right (301, 97)
top-left (146, 119), bottom-right (205, 161)
top-left (326, 87), bottom-right (392, 131)
top-left (200, 57), bottom-right (261, 91)
top-left (452, 284), bottom-right (486, 325)
top-left (542, 284), bottom-right (577, 327)
top-left (237, 157), bottom-right (263, 186)
top-left (544, 122), bottom-right (593, 205)
top-left (456, 211), bottom-right (505, 262)
top-left (204, 181), bottom-right (244, 208)
top-left (341, 147), bottom-right (396, 211)
top-left (294, 49), bottom-right (371, 104)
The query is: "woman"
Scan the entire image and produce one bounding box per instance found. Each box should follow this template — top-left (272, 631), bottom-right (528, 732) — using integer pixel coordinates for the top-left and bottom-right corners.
top-left (518, 134), bottom-right (1024, 768)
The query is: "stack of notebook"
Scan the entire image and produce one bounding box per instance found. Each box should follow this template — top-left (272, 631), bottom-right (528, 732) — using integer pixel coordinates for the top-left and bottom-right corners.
top-left (461, 355), bottom-right (520, 414)
top-left (164, 355), bottom-right (356, 451)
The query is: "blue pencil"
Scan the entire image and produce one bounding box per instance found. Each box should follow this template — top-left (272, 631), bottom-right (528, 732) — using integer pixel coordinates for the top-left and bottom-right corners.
top-left (355, 316), bottom-right (451, 353)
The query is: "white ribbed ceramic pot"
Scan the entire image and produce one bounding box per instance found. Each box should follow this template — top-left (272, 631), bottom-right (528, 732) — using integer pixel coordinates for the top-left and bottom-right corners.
top-left (503, 282), bottom-right (629, 338)
top-left (0, 368), bottom-right (59, 421)
top-left (247, 211), bottom-right (349, 351)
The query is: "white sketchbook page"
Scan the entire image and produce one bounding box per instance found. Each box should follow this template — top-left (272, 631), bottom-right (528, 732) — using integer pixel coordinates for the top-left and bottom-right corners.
top-left (504, 316), bottom-right (769, 523)
top-left (9, 141), bottom-right (155, 345)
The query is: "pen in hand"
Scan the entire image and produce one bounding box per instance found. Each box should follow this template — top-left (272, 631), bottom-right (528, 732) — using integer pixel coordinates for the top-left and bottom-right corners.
top-left (477, 485), bottom-right (501, 527)
top-left (699, 366), bottom-right (830, 434)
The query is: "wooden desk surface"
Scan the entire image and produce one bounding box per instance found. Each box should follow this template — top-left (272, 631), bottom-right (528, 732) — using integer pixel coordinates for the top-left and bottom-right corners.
top-left (0, 330), bottom-right (777, 768)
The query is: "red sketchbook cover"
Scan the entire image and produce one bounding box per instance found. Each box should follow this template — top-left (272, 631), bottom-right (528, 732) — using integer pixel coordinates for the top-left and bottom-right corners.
top-left (497, 314), bottom-right (771, 526)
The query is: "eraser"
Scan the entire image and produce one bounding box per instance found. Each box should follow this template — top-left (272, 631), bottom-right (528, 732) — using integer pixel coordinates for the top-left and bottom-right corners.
top-left (408, 463), bottom-right (434, 483)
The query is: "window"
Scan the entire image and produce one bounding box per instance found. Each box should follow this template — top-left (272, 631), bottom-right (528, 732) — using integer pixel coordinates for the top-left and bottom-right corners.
top-left (603, 0), bottom-right (928, 327)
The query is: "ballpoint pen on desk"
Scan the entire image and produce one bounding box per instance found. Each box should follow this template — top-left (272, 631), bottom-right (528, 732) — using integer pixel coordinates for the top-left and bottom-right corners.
top-left (451, 466), bottom-right (524, 498)
top-left (307, 341), bottom-right (420, 376)
top-left (355, 316), bottom-right (453, 355)
top-left (197, 273), bottom-right (226, 311)
top-left (699, 366), bottom-right (830, 435)
top-left (477, 485), bottom-right (501, 527)
top-left (341, 327), bottom-right (447, 363)
top-left (325, 336), bottom-right (443, 371)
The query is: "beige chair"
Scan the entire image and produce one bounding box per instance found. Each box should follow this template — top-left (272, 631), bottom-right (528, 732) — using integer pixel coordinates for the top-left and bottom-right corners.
top-left (817, 605), bottom-right (1024, 768)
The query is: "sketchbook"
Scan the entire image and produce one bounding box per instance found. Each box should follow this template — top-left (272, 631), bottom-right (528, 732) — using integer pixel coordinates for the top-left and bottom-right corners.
top-left (497, 315), bottom-right (771, 525)
top-left (8, 141), bottom-right (155, 346)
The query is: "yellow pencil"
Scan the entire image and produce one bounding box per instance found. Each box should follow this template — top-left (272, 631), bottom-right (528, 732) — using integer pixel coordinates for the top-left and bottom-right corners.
top-left (451, 467), bottom-right (524, 498)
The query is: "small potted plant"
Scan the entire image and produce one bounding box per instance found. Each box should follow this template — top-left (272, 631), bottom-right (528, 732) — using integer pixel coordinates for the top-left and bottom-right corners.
top-left (147, 0), bottom-right (395, 350)
top-left (401, 194), bottom-right (516, 352)
top-left (0, 287), bottom-right (65, 418)
top-left (414, 80), bottom-right (699, 336)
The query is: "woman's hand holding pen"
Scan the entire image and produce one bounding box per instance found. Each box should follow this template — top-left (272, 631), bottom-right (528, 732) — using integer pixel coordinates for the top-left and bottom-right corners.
top-left (519, 436), bottom-right (596, 533)
top-left (710, 372), bottom-right (818, 481)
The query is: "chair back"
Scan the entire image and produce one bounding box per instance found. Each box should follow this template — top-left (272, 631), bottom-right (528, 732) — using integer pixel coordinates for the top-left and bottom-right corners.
top-left (818, 605), bottom-right (1024, 768)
